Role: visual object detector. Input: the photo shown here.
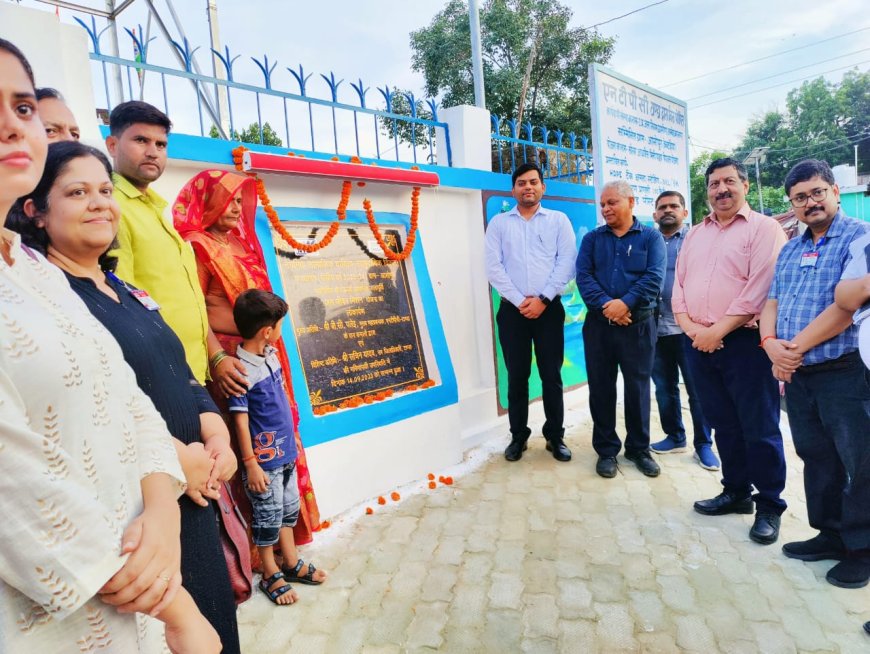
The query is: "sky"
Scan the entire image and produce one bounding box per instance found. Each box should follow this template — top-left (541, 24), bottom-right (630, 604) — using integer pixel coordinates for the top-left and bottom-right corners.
top-left (10, 0), bottom-right (870, 163)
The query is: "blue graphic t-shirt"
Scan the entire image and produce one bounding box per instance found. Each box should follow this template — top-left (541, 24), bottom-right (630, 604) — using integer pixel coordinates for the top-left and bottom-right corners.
top-left (228, 345), bottom-right (297, 470)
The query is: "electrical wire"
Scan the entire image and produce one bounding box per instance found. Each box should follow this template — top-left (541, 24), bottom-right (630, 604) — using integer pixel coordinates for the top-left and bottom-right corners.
top-left (662, 26), bottom-right (870, 88)
top-left (686, 48), bottom-right (870, 101)
top-left (582, 0), bottom-right (670, 30)
top-left (689, 130), bottom-right (870, 159)
top-left (691, 60), bottom-right (870, 109)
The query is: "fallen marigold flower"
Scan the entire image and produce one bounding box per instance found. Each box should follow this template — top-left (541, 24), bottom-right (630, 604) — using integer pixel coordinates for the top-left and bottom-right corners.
top-left (428, 481), bottom-right (436, 489)
top-left (377, 496), bottom-right (386, 505)
top-left (438, 476), bottom-right (445, 483)
top-left (365, 507), bottom-right (373, 515)
top-left (390, 492), bottom-right (400, 501)
top-left (444, 477), bottom-right (453, 485)
top-left (321, 520), bottom-right (331, 529)
top-left (427, 473), bottom-right (435, 480)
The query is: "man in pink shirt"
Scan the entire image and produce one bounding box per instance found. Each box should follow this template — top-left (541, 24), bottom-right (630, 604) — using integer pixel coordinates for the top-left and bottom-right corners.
top-left (672, 157), bottom-right (787, 545)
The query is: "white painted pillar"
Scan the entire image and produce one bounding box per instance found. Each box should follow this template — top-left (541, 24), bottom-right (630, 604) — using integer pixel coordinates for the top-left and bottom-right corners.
top-left (436, 104), bottom-right (492, 171)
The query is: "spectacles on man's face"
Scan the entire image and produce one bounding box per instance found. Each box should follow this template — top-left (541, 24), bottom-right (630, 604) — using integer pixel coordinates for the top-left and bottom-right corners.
top-left (789, 187), bottom-right (829, 208)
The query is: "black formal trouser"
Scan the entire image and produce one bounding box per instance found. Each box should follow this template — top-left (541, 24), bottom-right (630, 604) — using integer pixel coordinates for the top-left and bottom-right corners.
top-left (583, 312), bottom-right (656, 457)
top-left (496, 297), bottom-right (565, 440)
top-left (684, 328), bottom-right (786, 515)
top-left (784, 352), bottom-right (870, 550)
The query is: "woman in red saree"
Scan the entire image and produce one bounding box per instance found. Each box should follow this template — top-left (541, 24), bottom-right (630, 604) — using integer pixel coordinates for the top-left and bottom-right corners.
top-left (173, 170), bottom-right (320, 549)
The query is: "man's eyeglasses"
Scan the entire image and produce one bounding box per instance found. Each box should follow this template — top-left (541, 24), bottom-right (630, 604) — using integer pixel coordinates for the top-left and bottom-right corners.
top-left (789, 187), bottom-right (829, 208)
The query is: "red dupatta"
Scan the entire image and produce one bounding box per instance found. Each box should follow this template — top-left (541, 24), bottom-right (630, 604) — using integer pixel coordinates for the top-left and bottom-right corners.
top-left (173, 170), bottom-right (321, 546)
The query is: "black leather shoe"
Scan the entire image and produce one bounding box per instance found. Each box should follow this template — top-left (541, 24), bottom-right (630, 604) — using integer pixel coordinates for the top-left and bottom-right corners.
top-left (863, 621), bottom-right (870, 635)
top-left (596, 456), bottom-right (618, 478)
top-left (826, 558), bottom-right (870, 589)
top-left (504, 437), bottom-right (528, 462)
top-left (624, 450), bottom-right (660, 477)
top-left (749, 513), bottom-right (781, 545)
top-left (782, 533), bottom-right (845, 562)
top-left (693, 491), bottom-right (754, 516)
top-left (545, 438), bottom-right (572, 462)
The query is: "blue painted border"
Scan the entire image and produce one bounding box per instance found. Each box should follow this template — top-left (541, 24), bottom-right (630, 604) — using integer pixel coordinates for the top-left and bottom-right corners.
top-left (255, 206), bottom-right (458, 447)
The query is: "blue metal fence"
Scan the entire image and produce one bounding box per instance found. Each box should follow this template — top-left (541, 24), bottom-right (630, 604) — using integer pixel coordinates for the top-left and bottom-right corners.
top-left (490, 114), bottom-right (592, 184)
top-left (76, 17), bottom-right (451, 167)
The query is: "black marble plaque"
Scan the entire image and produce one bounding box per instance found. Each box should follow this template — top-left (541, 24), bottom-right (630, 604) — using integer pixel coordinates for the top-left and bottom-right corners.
top-left (274, 223), bottom-right (429, 408)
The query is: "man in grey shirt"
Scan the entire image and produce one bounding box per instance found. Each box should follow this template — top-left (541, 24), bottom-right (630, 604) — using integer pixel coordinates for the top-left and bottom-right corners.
top-left (650, 191), bottom-right (718, 470)
top-left (485, 163), bottom-right (577, 463)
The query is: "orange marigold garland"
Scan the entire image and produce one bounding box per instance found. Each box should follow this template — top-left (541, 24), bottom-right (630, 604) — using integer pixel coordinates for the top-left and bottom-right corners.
top-left (362, 184), bottom-right (420, 262)
top-left (233, 145), bottom-right (422, 260)
top-left (232, 145), bottom-right (350, 253)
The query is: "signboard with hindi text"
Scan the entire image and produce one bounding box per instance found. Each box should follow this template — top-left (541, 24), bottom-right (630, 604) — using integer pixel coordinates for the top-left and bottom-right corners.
top-left (589, 63), bottom-right (690, 222)
top-left (274, 225), bottom-right (430, 409)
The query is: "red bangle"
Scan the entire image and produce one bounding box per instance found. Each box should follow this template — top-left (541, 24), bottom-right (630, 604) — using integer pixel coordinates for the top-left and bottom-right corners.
top-left (759, 335), bottom-right (776, 348)
top-left (242, 455), bottom-right (256, 463)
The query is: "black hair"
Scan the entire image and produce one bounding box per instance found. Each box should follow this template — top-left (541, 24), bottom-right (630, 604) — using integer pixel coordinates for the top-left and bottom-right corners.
top-left (705, 157), bottom-right (748, 186)
top-left (109, 100), bottom-right (172, 137)
top-left (511, 162), bottom-right (544, 187)
top-left (0, 38), bottom-right (35, 86)
top-left (5, 141), bottom-right (118, 272)
top-left (784, 159), bottom-right (836, 196)
top-left (654, 190), bottom-right (686, 208)
top-left (35, 87), bottom-right (63, 102)
top-left (234, 289), bottom-right (289, 339)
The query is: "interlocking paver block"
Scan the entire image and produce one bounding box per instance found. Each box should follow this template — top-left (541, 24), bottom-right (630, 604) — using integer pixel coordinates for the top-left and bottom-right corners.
top-left (629, 589), bottom-right (670, 633)
top-left (488, 571), bottom-right (524, 609)
top-left (522, 593), bottom-right (560, 640)
top-left (558, 619), bottom-right (597, 653)
top-left (406, 601), bottom-right (449, 650)
top-left (674, 614), bottom-right (718, 651)
top-left (420, 564), bottom-right (458, 603)
top-left (482, 609), bottom-right (524, 651)
top-left (556, 578), bottom-right (594, 620)
top-left (594, 601), bottom-right (639, 651)
top-left (238, 392), bottom-right (870, 653)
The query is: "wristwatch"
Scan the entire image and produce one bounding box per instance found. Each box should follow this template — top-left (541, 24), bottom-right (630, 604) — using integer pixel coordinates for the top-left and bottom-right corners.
top-left (538, 294), bottom-right (550, 305)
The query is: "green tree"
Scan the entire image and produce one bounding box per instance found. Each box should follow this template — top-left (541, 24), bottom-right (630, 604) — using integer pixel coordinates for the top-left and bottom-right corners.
top-left (733, 70), bottom-right (869, 189)
top-left (689, 150), bottom-right (726, 224)
top-left (208, 121), bottom-right (283, 147)
top-left (836, 69), bottom-right (870, 173)
top-left (409, 0), bottom-right (615, 139)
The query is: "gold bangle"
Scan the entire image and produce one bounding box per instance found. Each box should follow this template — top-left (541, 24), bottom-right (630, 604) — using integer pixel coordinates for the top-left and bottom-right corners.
top-left (209, 350), bottom-right (228, 368)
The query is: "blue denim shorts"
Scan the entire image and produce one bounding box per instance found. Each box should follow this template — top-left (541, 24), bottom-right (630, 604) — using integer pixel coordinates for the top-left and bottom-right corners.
top-left (242, 461), bottom-right (300, 546)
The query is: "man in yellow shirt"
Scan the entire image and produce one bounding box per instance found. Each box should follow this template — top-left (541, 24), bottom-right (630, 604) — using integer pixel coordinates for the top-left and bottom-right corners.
top-left (106, 101), bottom-right (246, 393)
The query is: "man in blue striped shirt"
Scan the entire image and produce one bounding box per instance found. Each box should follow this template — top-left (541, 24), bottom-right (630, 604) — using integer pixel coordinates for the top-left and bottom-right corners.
top-left (760, 159), bottom-right (870, 589)
top-left (485, 163), bottom-right (577, 463)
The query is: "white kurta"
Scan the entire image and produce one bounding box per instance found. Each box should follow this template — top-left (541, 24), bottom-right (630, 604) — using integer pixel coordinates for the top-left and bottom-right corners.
top-left (0, 231), bottom-right (185, 653)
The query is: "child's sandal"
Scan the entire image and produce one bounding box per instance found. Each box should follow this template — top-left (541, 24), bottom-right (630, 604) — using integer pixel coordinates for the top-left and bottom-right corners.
top-left (282, 558), bottom-right (322, 585)
top-left (259, 571), bottom-right (296, 604)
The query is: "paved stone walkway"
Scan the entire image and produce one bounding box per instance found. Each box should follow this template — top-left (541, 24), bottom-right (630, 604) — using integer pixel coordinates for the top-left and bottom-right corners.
top-left (238, 391), bottom-right (870, 653)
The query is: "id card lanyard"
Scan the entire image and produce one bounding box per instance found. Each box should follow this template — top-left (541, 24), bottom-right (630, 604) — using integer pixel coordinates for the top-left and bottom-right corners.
top-left (800, 236), bottom-right (826, 268)
top-left (105, 271), bottom-right (161, 311)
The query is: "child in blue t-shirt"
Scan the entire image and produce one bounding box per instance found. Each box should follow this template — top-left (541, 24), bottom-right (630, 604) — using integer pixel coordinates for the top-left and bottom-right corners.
top-left (228, 289), bottom-right (327, 605)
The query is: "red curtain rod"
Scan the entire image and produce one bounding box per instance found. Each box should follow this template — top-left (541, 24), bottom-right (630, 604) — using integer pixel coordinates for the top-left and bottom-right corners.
top-left (242, 151), bottom-right (440, 187)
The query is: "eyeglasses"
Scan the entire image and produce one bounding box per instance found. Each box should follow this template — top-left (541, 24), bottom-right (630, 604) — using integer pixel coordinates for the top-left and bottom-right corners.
top-left (789, 187), bottom-right (829, 208)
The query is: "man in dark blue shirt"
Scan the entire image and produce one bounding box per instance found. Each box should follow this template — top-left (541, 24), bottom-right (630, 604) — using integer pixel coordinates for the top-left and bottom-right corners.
top-left (576, 181), bottom-right (666, 478)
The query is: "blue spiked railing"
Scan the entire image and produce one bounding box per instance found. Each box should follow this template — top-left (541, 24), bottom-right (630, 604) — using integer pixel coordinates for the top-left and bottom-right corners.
top-left (77, 20), bottom-right (452, 167)
top-left (491, 114), bottom-right (592, 184)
